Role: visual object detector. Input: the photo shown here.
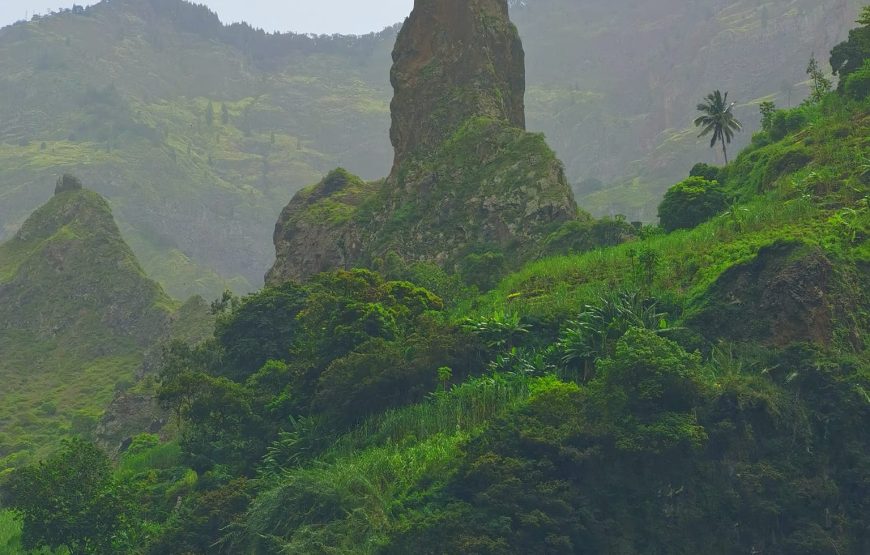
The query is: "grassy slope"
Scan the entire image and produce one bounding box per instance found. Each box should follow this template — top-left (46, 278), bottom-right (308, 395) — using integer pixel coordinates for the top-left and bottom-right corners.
top-left (0, 0), bottom-right (859, 299)
top-left (0, 189), bottom-right (176, 472)
top-left (467, 98), bottom-right (869, 325)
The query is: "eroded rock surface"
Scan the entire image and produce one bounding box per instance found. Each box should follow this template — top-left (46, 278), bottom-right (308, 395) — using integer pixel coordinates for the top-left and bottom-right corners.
top-left (389, 0), bottom-right (525, 168)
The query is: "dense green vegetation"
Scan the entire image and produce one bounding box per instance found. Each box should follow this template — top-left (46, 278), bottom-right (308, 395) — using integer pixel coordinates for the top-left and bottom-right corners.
top-left (1, 6), bottom-right (869, 555)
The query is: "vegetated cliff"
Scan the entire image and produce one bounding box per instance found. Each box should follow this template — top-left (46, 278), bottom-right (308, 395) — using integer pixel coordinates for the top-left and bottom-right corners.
top-left (267, 0), bottom-right (581, 285)
top-left (0, 177), bottom-right (175, 470)
top-left (95, 295), bottom-right (215, 456)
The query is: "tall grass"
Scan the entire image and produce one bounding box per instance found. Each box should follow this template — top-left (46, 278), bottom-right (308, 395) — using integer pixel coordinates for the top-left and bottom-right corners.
top-left (0, 510), bottom-right (23, 554)
top-left (236, 373), bottom-right (565, 553)
top-left (237, 434), bottom-right (464, 555)
top-left (328, 371), bottom-right (542, 459)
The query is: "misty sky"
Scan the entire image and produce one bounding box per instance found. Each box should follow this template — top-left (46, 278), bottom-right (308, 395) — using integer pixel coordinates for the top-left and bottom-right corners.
top-left (0, 0), bottom-right (414, 35)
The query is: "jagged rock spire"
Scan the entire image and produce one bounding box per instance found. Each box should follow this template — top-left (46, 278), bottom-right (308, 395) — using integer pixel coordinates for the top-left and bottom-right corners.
top-left (389, 0), bottom-right (526, 169)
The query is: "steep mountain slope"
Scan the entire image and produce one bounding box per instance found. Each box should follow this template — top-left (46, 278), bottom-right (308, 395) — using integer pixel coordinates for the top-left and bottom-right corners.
top-left (0, 0), bottom-right (860, 298)
top-left (0, 177), bottom-right (175, 471)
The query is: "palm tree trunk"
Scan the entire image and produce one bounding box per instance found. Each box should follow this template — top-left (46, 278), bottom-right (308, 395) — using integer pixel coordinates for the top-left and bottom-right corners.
top-left (722, 143), bottom-right (729, 165)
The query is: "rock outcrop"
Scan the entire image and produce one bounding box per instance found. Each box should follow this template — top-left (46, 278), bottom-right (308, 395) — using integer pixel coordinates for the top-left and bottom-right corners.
top-left (389, 0), bottom-right (526, 168)
top-left (267, 169), bottom-right (378, 284)
top-left (267, 0), bottom-right (582, 286)
top-left (687, 240), bottom-right (864, 348)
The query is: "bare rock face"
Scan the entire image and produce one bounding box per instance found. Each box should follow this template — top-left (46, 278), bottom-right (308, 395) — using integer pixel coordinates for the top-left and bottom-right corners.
top-left (267, 0), bottom-right (581, 285)
top-left (389, 0), bottom-right (526, 169)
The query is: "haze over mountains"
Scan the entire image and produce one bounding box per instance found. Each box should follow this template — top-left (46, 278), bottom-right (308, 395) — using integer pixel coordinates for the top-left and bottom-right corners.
top-left (0, 0), bottom-right (861, 299)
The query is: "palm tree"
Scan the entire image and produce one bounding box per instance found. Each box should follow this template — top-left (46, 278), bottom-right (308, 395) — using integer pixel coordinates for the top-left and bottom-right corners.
top-left (694, 90), bottom-right (742, 164)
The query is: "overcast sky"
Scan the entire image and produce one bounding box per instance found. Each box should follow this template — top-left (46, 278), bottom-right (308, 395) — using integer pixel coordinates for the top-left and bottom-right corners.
top-left (1, 0), bottom-right (414, 35)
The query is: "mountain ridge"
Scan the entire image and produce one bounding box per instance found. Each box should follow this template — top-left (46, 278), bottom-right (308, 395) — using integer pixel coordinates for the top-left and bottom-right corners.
top-left (0, 179), bottom-right (175, 470)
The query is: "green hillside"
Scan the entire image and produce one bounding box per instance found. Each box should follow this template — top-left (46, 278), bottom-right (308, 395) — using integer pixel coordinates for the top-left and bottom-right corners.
top-left (0, 0), bottom-right (860, 299)
top-left (4, 69), bottom-right (864, 554)
top-left (0, 5), bottom-right (868, 554)
top-left (0, 178), bottom-right (176, 472)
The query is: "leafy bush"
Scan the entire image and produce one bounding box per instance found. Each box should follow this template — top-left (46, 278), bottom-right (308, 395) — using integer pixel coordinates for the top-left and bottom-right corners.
top-left (2, 439), bottom-right (135, 554)
top-left (769, 108), bottom-right (807, 141)
top-left (459, 251), bottom-right (507, 290)
top-left (689, 162), bottom-right (721, 182)
top-left (844, 59), bottom-right (870, 100)
top-left (542, 217), bottom-right (636, 257)
top-left (658, 176), bottom-right (728, 232)
top-left (762, 146), bottom-right (813, 188)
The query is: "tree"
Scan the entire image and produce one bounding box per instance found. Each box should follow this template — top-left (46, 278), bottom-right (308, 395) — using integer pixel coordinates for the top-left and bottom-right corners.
top-left (694, 90), bottom-right (742, 164)
top-left (759, 101), bottom-right (776, 131)
top-left (2, 439), bottom-right (133, 554)
top-left (221, 102), bottom-right (230, 125)
top-left (830, 7), bottom-right (870, 88)
top-left (205, 100), bottom-right (215, 126)
top-left (805, 54), bottom-right (833, 104)
top-left (658, 176), bottom-right (728, 232)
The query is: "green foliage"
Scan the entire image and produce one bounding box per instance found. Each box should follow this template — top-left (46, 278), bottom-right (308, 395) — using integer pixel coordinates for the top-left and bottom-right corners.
top-left (591, 328), bottom-right (708, 453)
top-left (156, 269), bottom-right (466, 472)
top-left (806, 54), bottom-right (833, 104)
top-left (146, 478), bottom-right (251, 555)
top-left (830, 7), bottom-right (870, 86)
top-left (768, 107), bottom-right (808, 141)
top-left (658, 176), bottom-right (728, 231)
top-left (459, 251), bottom-right (507, 291)
top-left (213, 281), bottom-right (307, 380)
top-left (762, 146), bottom-right (813, 189)
top-left (759, 100), bottom-right (777, 131)
top-left (555, 291), bottom-right (674, 381)
top-left (845, 59), bottom-right (870, 100)
top-left (541, 217), bottom-right (636, 257)
top-left (689, 161), bottom-right (721, 182)
top-left (2, 439), bottom-right (134, 554)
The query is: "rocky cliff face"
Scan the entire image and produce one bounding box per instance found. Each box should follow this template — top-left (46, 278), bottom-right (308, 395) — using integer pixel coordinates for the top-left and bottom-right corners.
top-left (268, 0), bottom-right (580, 285)
top-left (389, 0), bottom-right (526, 168)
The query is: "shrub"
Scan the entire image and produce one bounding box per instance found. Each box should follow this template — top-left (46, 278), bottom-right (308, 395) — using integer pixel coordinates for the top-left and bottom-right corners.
top-left (769, 109), bottom-right (806, 141)
top-left (844, 59), bottom-right (870, 100)
top-left (689, 162), bottom-right (721, 182)
top-left (3, 439), bottom-right (134, 554)
top-left (459, 251), bottom-right (506, 291)
top-left (542, 217), bottom-right (635, 257)
top-left (762, 146), bottom-right (813, 188)
top-left (657, 177), bottom-right (728, 232)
